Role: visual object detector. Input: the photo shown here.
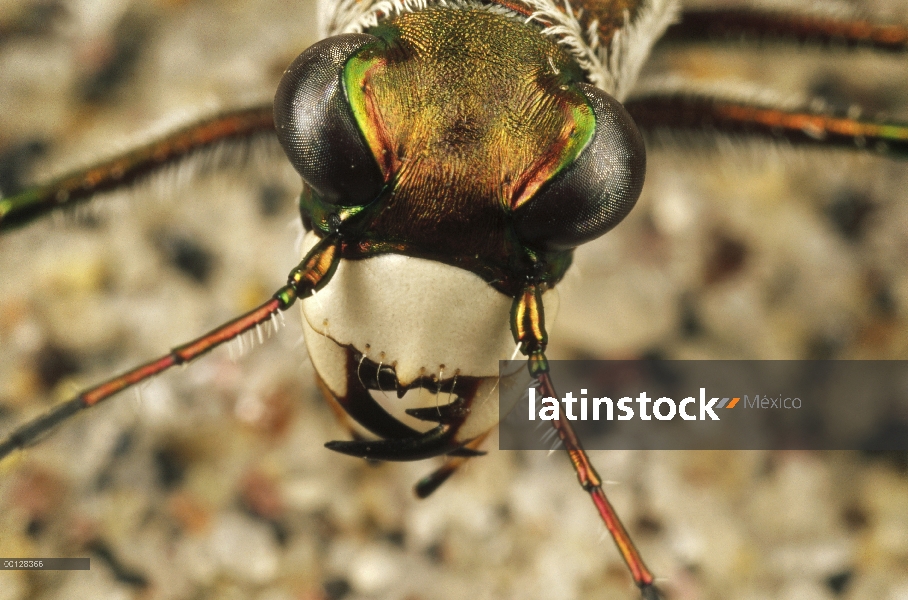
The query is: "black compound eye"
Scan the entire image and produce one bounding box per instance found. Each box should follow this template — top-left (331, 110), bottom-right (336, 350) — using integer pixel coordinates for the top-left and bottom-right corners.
top-left (274, 34), bottom-right (384, 206)
top-left (513, 83), bottom-right (646, 251)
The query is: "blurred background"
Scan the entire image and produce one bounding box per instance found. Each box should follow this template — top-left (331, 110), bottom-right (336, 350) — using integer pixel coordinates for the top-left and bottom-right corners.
top-left (0, 0), bottom-right (906, 598)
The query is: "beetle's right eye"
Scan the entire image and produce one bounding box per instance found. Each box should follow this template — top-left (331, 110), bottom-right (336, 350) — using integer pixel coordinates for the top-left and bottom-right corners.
top-left (274, 34), bottom-right (384, 206)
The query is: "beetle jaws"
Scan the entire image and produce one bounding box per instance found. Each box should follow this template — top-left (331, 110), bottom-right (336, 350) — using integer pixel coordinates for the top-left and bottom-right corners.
top-left (299, 232), bottom-right (554, 456)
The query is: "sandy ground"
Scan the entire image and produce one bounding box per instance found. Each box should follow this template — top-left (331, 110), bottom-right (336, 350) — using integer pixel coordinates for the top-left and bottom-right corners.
top-left (0, 0), bottom-right (907, 599)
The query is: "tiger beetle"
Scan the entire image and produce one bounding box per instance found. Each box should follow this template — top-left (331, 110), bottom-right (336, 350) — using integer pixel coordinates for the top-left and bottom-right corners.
top-left (1, 1), bottom-right (906, 598)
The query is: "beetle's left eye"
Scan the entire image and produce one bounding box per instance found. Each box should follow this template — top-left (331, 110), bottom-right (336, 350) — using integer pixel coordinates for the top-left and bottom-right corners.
top-left (512, 84), bottom-right (646, 252)
top-left (274, 34), bottom-right (384, 206)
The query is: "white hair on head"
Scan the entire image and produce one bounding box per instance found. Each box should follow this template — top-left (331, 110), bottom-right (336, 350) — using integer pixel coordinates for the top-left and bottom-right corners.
top-left (319, 0), bottom-right (680, 100)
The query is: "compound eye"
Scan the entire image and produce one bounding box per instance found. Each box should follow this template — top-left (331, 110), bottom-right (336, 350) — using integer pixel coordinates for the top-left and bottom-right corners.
top-left (513, 83), bottom-right (646, 251)
top-left (274, 34), bottom-right (384, 206)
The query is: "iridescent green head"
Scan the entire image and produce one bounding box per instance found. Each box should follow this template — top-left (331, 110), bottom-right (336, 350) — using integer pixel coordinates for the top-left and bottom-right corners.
top-left (274, 6), bottom-right (645, 295)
